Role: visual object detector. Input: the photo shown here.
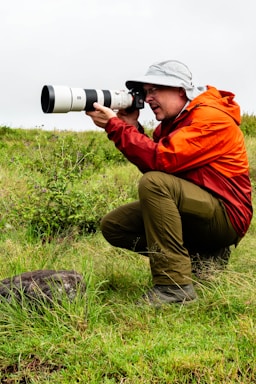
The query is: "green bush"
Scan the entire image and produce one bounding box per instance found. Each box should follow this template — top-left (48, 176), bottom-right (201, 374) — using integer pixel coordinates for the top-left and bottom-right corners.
top-left (0, 127), bottom-right (127, 173)
top-left (6, 134), bottom-right (136, 240)
top-left (241, 114), bottom-right (256, 136)
top-left (0, 131), bottom-right (138, 240)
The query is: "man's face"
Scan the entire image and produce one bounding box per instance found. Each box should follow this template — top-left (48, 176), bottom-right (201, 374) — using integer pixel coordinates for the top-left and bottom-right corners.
top-left (143, 84), bottom-right (187, 121)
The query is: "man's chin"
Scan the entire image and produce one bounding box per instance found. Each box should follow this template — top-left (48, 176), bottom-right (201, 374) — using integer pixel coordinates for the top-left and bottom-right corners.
top-left (154, 114), bottom-right (163, 121)
top-left (152, 111), bottom-right (162, 121)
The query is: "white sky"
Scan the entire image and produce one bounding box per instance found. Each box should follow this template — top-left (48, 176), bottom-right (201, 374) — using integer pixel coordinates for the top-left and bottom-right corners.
top-left (1, 0), bottom-right (255, 131)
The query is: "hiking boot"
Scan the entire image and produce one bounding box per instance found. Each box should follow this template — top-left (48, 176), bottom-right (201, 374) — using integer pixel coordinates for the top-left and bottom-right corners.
top-left (190, 246), bottom-right (231, 280)
top-left (138, 284), bottom-right (197, 307)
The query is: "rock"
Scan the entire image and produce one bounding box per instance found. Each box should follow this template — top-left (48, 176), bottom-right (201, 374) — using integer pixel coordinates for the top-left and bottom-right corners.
top-left (0, 269), bottom-right (86, 304)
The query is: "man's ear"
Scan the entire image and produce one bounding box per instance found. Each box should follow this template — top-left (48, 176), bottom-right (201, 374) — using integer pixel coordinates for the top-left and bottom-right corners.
top-left (178, 87), bottom-right (186, 97)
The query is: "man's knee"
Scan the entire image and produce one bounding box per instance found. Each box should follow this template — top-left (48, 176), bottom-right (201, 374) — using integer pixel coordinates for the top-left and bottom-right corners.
top-left (138, 171), bottom-right (179, 201)
top-left (100, 213), bottom-right (114, 243)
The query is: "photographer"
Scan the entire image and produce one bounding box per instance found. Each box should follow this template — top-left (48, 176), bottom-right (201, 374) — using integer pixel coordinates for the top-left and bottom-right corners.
top-left (86, 60), bottom-right (253, 306)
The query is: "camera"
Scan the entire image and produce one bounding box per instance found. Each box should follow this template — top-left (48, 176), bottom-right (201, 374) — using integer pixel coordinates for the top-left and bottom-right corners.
top-left (41, 85), bottom-right (145, 113)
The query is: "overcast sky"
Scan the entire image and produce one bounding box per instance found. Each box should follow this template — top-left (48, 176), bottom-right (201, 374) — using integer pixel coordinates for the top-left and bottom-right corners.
top-left (1, 0), bottom-right (255, 131)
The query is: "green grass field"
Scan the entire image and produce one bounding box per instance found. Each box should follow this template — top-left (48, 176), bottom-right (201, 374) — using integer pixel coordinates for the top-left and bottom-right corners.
top-left (0, 123), bottom-right (255, 383)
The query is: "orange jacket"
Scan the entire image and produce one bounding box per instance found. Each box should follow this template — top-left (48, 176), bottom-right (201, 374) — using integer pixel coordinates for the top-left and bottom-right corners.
top-left (105, 86), bottom-right (253, 237)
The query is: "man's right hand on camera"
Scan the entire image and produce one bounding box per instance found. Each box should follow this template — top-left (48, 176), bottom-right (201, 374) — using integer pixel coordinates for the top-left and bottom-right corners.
top-left (86, 103), bottom-right (116, 129)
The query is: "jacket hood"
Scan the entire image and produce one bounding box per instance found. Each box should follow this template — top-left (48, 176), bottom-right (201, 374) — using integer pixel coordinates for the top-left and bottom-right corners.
top-left (188, 86), bottom-right (241, 125)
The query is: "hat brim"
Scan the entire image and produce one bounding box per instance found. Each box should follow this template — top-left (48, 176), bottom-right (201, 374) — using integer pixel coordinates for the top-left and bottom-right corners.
top-left (126, 76), bottom-right (206, 101)
top-left (125, 75), bottom-right (183, 90)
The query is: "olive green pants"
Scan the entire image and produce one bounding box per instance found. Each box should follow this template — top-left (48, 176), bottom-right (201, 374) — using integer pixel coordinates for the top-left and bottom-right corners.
top-left (100, 172), bottom-right (238, 285)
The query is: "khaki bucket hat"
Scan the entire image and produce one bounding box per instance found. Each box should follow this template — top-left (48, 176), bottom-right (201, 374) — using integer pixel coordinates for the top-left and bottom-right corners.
top-left (126, 60), bottom-right (206, 100)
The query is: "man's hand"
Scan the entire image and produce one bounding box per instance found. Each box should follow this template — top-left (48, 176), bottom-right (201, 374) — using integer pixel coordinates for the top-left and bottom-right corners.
top-left (86, 103), bottom-right (116, 128)
top-left (86, 102), bottom-right (140, 129)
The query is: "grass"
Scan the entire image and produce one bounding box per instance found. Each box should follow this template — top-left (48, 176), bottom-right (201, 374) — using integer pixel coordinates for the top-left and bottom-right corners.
top-left (0, 124), bottom-right (255, 383)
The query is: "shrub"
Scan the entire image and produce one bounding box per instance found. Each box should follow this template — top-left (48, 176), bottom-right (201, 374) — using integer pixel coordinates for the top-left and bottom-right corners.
top-left (5, 132), bottom-right (138, 240)
top-left (241, 114), bottom-right (256, 136)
